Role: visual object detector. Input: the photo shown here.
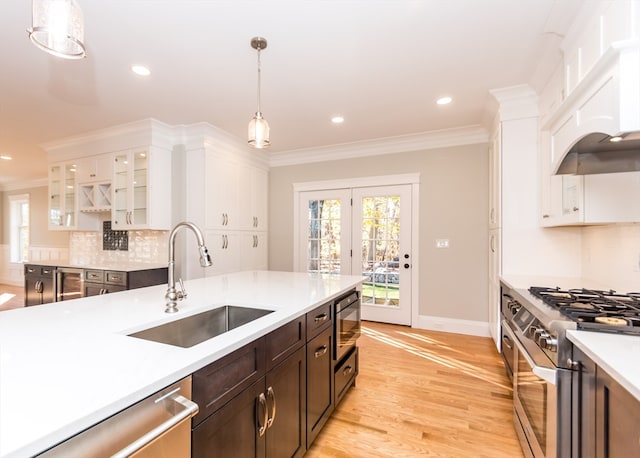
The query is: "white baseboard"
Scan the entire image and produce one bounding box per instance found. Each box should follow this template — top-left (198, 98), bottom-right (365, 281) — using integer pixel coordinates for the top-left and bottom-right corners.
top-left (414, 314), bottom-right (491, 337)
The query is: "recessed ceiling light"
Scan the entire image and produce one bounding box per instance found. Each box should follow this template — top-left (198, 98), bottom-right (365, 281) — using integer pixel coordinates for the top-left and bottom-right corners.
top-left (0, 155), bottom-right (12, 160)
top-left (132, 65), bottom-right (151, 76)
top-left (436, 97), bottom-right (452, 105)
top-left (331, 116), bottom-right (344, 124)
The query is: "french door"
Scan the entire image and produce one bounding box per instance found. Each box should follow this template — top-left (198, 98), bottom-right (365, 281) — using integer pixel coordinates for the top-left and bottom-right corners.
top-left (297, 184), bottom-right (413, 325)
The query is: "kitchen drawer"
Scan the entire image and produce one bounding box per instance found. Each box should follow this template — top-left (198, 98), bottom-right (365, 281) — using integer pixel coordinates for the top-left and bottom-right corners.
top-left (265, 316), bottom-right (305, 371)
top-left (84, 269), bottom-right (104, 283)
top-left (306, 300), bottom-right (332, 340)
top-left (25, 265), bottom-right (55, 276)
top-left (192, 337), bottom-right (266, 426)
top-left (105, 270), bottom-right (127, 286)
top-left (335, 346), bottom-right (358, 405)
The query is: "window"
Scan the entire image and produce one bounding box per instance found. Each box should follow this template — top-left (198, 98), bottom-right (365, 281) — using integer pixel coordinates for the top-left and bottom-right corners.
top-left (9, 194), bottom-right (29, 263)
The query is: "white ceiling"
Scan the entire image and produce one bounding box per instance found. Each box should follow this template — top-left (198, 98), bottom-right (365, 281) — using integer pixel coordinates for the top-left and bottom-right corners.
top-left (0, 0), bottom-right (585, 188)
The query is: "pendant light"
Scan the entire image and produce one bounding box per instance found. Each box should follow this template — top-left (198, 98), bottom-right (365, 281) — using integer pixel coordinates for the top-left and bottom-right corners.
top-left (248, 37), bottom-right (270, 149)
top-left (28, 0), bottom-right (86, 59)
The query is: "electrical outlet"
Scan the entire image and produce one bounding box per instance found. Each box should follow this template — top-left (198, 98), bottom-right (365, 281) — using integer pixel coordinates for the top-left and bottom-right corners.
top-left (435, 239), bottom-right (449, 249)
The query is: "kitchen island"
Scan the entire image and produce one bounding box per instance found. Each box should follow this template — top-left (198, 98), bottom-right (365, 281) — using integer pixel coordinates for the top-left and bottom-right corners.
top-left (0, 270), bottom-right (363, 458)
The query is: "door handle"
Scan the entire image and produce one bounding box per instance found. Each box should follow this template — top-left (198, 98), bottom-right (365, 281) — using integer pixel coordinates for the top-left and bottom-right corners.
top-left (266, 386), bottom-right (276, 428)
top-left (257, 392), bottom-right (268, 437)
top-left (314, 345), bottom-right (328, 358)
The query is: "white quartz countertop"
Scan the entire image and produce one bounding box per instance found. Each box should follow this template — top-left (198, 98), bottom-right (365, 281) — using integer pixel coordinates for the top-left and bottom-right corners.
top-left (0, 270), bottom-right (363, 458)
top-left (567, 330), bottom-right (640, 401)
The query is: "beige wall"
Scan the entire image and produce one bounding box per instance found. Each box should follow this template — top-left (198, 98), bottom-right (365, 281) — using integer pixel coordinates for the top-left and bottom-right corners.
top-left (1, 186), bottom-right (69, 247)
top-left (268, 143), bottom-right (489, 322)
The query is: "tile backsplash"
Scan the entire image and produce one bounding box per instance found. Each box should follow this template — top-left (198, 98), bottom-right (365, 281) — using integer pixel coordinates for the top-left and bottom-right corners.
top-left (70, 227), bottom-right (168, 265)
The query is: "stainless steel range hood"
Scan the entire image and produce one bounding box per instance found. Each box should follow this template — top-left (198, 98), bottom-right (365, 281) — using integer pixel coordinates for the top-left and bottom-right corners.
top-left (555, 132), bottom-right (640, 175)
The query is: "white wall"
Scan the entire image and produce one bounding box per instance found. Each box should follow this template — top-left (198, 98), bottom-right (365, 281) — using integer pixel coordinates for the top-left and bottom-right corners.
top-left (269, 142), bottom-right (489, 330)
top-left (581, 224), bottom-right (640, 292)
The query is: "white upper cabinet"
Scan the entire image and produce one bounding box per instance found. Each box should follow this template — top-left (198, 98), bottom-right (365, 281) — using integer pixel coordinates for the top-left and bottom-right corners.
top-left (45, 119), bottom-right (175, 231)
top-left (75, 154), bottom-right (113, 184)
top-left (48, 161), bottom-right (77, 230)
top-left (48, 161), bottom-right (101, 231)
top-left (538, 1), bottom-right (640, 226)
top-left (112, 147), bottom-right (171, 230)
top-left (488, 128), bottom-right (501, 229)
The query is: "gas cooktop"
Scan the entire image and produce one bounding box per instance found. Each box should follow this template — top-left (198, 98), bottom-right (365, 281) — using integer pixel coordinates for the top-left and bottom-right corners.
top-left (528, 286), bottom-right (640, 335)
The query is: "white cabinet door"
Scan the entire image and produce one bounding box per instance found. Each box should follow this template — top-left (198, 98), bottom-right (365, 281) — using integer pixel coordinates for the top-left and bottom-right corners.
top-left (112, 148), bottom-right (171, 230)
top-left (205, 151), bottom-right (241, 229)
top-left (204, 231), bottom-right (241, 276)
top-left (488, 228), bottom-right (500, 351)
top-left (241, 232), bottom-right (268, 271)
top-left (76, 154), bottom-right (114, 183)
top-left (48, 162), bottom-right (76, 230)
top-left (488, 129), bottom-right (501, 229)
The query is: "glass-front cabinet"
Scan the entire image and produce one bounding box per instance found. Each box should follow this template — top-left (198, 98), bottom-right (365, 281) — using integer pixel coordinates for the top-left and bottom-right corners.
top-left (49, 162), bottom-right (77, 229)
top-left (113, 150), bottom-right (148, 229)
top-left (112, 147), bottom-right (171, 230)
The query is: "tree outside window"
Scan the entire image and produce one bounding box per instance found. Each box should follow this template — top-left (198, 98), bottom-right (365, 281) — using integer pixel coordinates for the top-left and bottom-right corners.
top-left (9, 194), bottom-right (29, 263)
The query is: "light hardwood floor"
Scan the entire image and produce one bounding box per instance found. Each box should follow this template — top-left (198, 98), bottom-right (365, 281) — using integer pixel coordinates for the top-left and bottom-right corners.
top-left (0, 283), bottom-right (24, 311)
top-left (307, 322), bottom-right (523, 458)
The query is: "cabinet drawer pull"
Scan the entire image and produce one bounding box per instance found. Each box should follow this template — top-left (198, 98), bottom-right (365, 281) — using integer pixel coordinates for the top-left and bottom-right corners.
top-left (314, 313), bottom-right (328, 323)
top-left (501, 335), bottom-right (512, 350)
top-left (343, 365), bottom-right (354, 376)
top-left (266, 386), bottom-right (276, 428)
top-left (257, 392), bottom-right (268, 437)
top-left (314, 345), bottom-right (328, 358)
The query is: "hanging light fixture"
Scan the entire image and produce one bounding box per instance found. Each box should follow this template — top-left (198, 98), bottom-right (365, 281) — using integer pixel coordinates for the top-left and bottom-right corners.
top-left (28, 0), bottom-right (87, 59)
top-left (248, 36), bottom-right (270, 149)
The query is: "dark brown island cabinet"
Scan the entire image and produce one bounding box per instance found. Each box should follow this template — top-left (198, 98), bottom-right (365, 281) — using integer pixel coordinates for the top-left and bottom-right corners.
top-left (192, 289), bottom-right (359, 457)
top-left (571, 345), bottom-right (640, 458)
top-left (24, 264), bottom-right (168, 306)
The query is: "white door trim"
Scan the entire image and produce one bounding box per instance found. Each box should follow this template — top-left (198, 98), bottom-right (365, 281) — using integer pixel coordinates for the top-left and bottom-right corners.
top-left (293, 173), bottom-right (420, 326)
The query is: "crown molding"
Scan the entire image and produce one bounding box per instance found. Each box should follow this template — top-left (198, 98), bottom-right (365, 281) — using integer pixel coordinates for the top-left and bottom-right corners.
top-left (268, 125), bottom-right (489, 168)
top-left (489, 84), bottom-right (539, 121)
top-left (43, 118), bottom-right (178, 162)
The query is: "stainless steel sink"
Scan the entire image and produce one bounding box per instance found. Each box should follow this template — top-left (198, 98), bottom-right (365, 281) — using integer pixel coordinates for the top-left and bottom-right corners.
top-left (128, 305), bottom-right (274, 348)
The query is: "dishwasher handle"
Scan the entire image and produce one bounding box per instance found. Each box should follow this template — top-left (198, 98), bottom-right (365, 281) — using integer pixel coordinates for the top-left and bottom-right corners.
top-left (111, 394), bottom-right (199, 458)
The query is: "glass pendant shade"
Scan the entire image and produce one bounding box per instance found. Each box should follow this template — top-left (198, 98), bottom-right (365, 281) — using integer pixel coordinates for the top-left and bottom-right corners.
top-left (28, 0), bottom-right (86, 59)
top-left (248, 112), bottom-right (270, 149)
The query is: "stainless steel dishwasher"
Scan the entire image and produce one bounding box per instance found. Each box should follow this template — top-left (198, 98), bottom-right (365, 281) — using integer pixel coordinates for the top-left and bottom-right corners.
top-left (38, 376), bottom-right (198, 458)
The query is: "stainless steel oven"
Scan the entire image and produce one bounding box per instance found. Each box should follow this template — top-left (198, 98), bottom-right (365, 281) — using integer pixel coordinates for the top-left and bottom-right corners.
top-left (334, 289), bottom-right (361, 362)
top-left (503, 319), bottom-right (571, 458)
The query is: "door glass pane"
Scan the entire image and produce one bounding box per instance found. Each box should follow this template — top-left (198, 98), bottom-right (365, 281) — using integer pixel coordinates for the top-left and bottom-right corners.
top-left (64, 163), bottom-right (76, 227)
top-left (133, 151), bottom-right (148, 225)
top-left (361, 195), bottom-right (400, 307)
top-left (307, 199), bottom-right (341, 273)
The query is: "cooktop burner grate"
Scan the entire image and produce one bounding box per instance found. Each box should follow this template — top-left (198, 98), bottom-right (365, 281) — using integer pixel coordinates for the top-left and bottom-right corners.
top-left (528, 286), bottom-right (640, 335)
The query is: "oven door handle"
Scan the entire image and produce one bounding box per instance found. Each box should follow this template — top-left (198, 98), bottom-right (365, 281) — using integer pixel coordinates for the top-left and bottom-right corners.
top-left (502, 320), bottom-right (557, 385)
